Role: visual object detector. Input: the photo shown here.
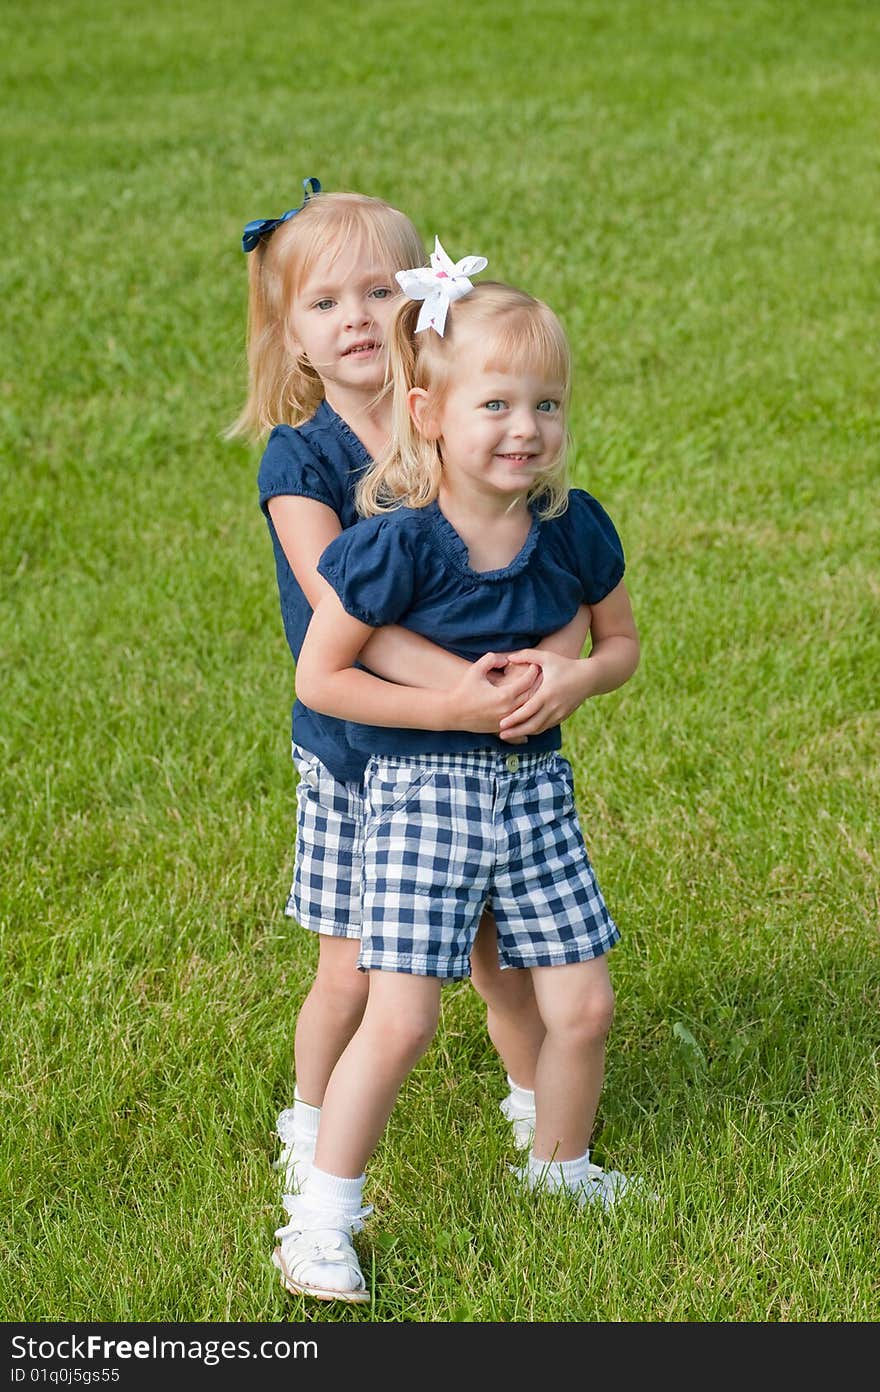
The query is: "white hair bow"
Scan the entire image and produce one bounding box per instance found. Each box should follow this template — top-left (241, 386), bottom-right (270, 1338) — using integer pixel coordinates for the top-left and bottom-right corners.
top-left (395, 237), bottom-right (488, 335)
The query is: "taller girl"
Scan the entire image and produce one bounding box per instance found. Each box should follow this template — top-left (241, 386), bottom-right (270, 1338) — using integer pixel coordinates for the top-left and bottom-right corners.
top-left (229, 183), bottom-right (572, 1198)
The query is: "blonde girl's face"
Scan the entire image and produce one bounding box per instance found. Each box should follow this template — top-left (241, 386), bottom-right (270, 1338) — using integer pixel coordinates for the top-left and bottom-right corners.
top-left (286, 240), bottom-right (401, 399)
top-left (412, 331), bottom-right (566, 505)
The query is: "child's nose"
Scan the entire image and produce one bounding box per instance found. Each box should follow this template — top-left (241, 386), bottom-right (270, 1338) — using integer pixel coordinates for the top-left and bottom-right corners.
top-left (343, 298), bottom-right (372, 328)
top-left (510, 409), bottom-right (539, 438)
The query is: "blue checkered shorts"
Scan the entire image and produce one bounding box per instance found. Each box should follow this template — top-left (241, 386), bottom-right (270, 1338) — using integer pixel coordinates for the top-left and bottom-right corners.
top-left (286, 744), bottom-right (363, 939)
top-left (359, 750), bottom-right (619, 978)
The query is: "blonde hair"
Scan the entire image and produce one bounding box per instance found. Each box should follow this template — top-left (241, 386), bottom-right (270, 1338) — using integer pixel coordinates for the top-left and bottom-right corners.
top-left (357, 282), bottom-right (573, 519)
top-left (227, 191), bottom-right (425, 440)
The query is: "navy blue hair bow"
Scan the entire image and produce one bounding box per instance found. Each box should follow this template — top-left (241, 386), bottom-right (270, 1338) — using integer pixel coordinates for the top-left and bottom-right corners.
top-left (241, 176), bottom-right (322, 253)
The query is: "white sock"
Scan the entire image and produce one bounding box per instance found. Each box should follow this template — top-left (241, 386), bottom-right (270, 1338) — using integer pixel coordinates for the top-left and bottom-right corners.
top-left (292, 1086), bottom-right (321, 1143)
top-left (278, 1088), bottom-right (321, 1147)
top-left (527, 1149), bottom-right (592, 1191)
top-left (303, 1165), bottom-right (366, 1216)
top-left (504, 1075), bottom-right (536, 1117)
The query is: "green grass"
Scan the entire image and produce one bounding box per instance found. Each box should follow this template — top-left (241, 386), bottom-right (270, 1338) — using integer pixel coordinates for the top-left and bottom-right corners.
top-left (2, 0), bottom-right (878, 1323)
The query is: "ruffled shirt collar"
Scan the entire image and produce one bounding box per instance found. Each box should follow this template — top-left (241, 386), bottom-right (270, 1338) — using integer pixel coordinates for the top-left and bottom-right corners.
top-left (426, 499), bottom-right (541, 583)
top-left (314, 399), bottom-right (372, 471)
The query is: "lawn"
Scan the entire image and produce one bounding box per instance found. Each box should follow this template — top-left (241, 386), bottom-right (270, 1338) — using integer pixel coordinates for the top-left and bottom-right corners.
top-left (2, 0), bottom-right (878, 1324)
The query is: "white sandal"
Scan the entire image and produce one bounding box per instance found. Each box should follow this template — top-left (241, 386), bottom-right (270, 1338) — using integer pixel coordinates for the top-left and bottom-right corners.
top-left (511, 1157), bottom-right (656, 1210)
top-left (273, 1195), bottom-right (372, 1304)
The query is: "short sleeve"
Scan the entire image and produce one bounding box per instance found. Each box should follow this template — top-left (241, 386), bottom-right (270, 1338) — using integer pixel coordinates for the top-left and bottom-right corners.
top-left (565, 489), bottom-right (626, 604)
top-left (317, 516), bottom-right (418, 628)
top-left (257, 425), bottom-right (345, 517)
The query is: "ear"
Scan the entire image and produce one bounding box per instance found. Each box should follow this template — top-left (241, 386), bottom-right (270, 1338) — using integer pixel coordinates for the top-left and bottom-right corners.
top-left (408, 387), bottom-right (441, 440)
top-left (283, 316), bottom-right (304, 360)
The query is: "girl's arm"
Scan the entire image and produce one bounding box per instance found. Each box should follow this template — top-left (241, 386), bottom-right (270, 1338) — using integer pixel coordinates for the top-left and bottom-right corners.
top-left (270, 496), bottom-right (585, 705)
top-left (536, 604), bottom-right (592, 658)
top-left (295, 590), bottom-right (536, 734)
top-left (269, 495), bottom-right (473, 688)
top-left (363, 599), bottom-right (588, 693)
top-left (497, 582), bottom-right (640, 741)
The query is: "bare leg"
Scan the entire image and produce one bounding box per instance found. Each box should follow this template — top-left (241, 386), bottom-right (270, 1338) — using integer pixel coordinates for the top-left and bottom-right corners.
top-left (528, 957), bottom-right (615, 1161)
top-left (293, 936), bottom-right (369, 1105)
top-left (313, 972), bottom-right (442, 1178)
top-left (470, 909), bottom-right (545, 1088)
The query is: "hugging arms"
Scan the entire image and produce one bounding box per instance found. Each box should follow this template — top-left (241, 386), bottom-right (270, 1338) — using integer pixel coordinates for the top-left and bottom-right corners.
top-left (271, 491), bottom-right (617, 739)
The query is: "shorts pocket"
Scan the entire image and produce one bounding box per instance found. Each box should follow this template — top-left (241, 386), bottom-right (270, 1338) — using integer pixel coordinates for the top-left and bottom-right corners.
top-left (554, 759), bottom-right (577, 817)
top-left (292, 747), bottom-right (322, 793)
top-left (365, 765), bottom-right (434, 824)
top-left (525, 757), bottom-right (576, 820)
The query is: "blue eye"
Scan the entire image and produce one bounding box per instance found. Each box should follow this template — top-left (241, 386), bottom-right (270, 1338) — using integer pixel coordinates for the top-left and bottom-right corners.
top-left (537, 399), bottom-right (559, 413)
top-left (483, 400), bottom-right (506, 411)
top-left (370, 286), bottom-right (393, 299)
top-left (314, 298), bottom-right (335, 311)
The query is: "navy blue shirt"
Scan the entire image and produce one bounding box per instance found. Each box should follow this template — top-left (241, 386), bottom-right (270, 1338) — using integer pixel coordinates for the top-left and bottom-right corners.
top-left (317, 489), bottom-right (625, 758)
top-left (257, 401), bottom-right (371, 784)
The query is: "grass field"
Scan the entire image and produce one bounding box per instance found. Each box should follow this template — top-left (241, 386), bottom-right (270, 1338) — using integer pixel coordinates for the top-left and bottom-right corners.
top-left (2, 0), bottom-right (878, 1324)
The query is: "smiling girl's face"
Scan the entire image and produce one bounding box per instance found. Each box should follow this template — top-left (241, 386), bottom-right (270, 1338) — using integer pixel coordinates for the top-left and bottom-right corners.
top-left (287, 240), bottom-right (401, 404)
top-left (409, 324), bottom-right (567, 508)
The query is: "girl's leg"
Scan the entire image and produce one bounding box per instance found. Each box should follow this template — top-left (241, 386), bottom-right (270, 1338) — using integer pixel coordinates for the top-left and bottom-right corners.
top-left (285, 747), bottom-right (366, 1105)
top-left (293, 935), bottom-right (369, 1105)
top-left (516, 957), bottom-right (650, 1209)
top-left (275, 973), bottom-right (442, 1302)
top-left (470, 909), bottom-right (545, 1090)
top-left (277, 935), bottom-right (368, 1192)
top-left (276, 972), bottom-right (441, 1304)
top-left (313, 972), bottom-right (442, 1178)
top-left (528, 956), bottom-right (615, 1160)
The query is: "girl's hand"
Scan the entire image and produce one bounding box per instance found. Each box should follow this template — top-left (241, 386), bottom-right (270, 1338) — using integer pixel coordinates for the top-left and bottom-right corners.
top-left (486, 659), bottom-right (542, 744)
top-left (487, 659), bottom-right (542, 699)
top-left (499, 587), bottom-right (640, 740)
top-left (496, 650), bottom-right (593, 741)
top-left (446, 653), bottom-right (539, 737)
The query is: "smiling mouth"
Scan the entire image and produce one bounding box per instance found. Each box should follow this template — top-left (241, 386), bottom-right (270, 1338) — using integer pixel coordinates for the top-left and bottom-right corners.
top-left (343, 340), bottom-right (380, 357)
top-left (496, 453), bottom-right (539, 464)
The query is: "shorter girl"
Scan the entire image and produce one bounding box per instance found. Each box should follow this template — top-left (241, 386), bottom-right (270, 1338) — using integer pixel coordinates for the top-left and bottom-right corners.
top-left (277, 250), bottom-right (646, 1303)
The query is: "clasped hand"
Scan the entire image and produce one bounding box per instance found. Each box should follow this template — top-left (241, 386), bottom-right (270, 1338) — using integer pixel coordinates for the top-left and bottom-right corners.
top-left (449, 649), bottom-right (591, 744)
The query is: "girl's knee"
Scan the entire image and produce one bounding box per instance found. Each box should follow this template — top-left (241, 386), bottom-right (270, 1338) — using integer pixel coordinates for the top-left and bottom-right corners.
top-left (470, 913), bottom-right (534, 1010)
top-left (364, 984), bottom-right (440, 1064)
top-left (471, 958), bottom-right (534, 1013)
top-left (372, 1008), bottom-right (437, 1066)
top-left (586, 989), bottom-right (615, 1041)
top-left (546, 986), bottom-right (615, 1046)
top-left (314, 939), bottom-right (369, 1014)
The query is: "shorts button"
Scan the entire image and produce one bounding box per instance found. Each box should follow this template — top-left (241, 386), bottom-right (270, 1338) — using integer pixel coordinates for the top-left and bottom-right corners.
top-left (505, 753), bottom-right (520, 773)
